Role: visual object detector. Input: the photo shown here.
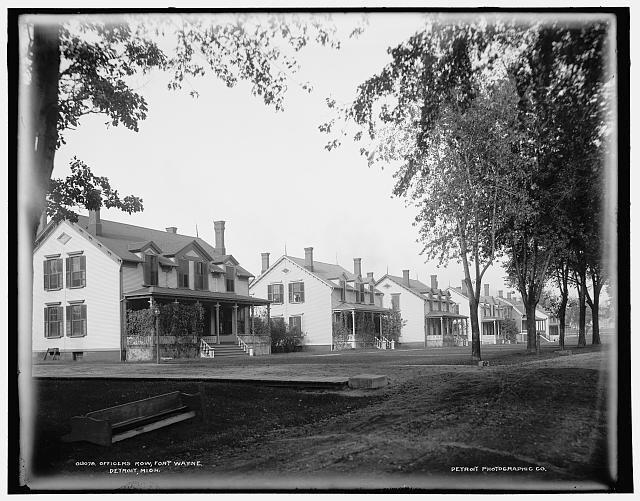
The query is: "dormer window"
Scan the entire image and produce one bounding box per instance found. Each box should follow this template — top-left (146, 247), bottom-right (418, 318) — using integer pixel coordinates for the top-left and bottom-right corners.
top-left (369, 284), bottom-right (375, 304)
top-left (339, 280), bottom-right (346, 302)
top-left (178, 260), bottom-right (189, 288)
top-left (225, 265), bottom-right (235, 292)
top-left (143, 254), bottom-right (158, 286)
top-left (194, 262), bottom-right (209, 291)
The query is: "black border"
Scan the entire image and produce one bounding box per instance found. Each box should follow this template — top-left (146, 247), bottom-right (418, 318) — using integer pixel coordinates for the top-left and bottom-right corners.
top-left (7, 5), bottom-right (632, 494)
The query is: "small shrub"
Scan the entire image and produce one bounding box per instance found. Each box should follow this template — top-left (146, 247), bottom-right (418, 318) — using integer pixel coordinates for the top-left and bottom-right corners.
top-left (270, 319), bottom-right (304, 353)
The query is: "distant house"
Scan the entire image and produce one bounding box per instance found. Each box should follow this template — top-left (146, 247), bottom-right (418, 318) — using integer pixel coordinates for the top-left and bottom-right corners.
top-left (376, 272), bottom-right (468, 348)
top-left (497, 292), bottom-right (550, 343)
top-left (32, 209), bottom-right (269, 361)
top-left (249, 248), bottom-right (389, 351)
top-left (448, 283), bottom-right (513, 344)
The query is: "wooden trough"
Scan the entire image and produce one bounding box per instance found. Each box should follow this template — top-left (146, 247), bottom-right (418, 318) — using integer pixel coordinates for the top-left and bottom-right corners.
top-left (62, 391), bottom-right (201, 446)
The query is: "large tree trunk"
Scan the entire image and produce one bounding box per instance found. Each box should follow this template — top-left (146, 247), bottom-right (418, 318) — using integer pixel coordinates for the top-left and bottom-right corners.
top-left (525, 300), bottom-right (539, 353)
top-left (577, 280), bottom-right (587, 347)
top-left (558, 299), bottom-right (567, 351)
top-left (591, 295), bottom-right (601, 345)
top-left (24, 22), bottom-right (61, 241)
top-left (469, 298), bottom-right (481, 361)
top-left (18, 22), bottom-right (61, 485)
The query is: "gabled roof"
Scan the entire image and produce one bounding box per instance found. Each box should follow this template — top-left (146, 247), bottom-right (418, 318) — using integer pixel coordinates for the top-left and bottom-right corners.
top-left (377, 274), bottom-right (452, 303)
top-left (66, 215), bottom-right (253, 277)
top-left (448, 286), bottom-right (503, 306)
top-left (496, 296), bottom-right (548, 319)
top-left (287, 256), bottom-right (358, 282)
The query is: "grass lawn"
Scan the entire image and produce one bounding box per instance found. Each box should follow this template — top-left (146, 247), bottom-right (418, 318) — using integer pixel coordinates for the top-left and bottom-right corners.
top-left (27, 349), bottom-right (613, 491)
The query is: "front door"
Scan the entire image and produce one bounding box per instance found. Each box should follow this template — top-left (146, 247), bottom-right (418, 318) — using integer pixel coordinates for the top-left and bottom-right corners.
top-left (217, 305), bottom-right (236, 343)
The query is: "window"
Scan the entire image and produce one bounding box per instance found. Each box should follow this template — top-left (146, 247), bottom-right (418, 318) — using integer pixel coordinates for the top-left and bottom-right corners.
top-left (437, 301), bottom-right (442, 311)
top-left (369, 285), bottom-right (375, 304)
top-left (444, 302), bottom-right (449, 312)
top-left (225, 265), bottom-right (235, 292)
top-left (289, 315), bottom-right (302, 334)
top-left (66, 255), bottom-right (86, 288)
top-left (66, 304), bottom-right (87, 337)
top-left (194, 261), bottom-right (209, 290)
top-left (268, 284), bottom-right (284, 303)
top-left (391, 293), bottom-right (400, 311)
top-left (43, 259), bottom-right (63, 290)
top-left (339, 280), bottom-right (346, 302)
top-left (288, 282), bottom-right (305, 303)
top-left (358, 283), bottom-right (365, 303)
top-left (178, 260), bottom-right (189, 288)
top-left (44, 306), bottom-right (63, 338)
top-left (143, 254), bottom-right (158, 286)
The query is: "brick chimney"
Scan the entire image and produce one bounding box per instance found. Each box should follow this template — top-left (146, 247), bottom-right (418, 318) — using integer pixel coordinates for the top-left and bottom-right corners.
top-left (498, 290), bottom-right (503, 298)
top-left (88, 208), bottom-right (102, 236)
top-left (261, 252), bottom-right (270, 274)
top-left (507, 291), bottom-right (512, 300)
top-left (304, 247), bottom-right (314, 271)
top-left (165, 226), bottom-right (177, 234)
top-left (353, 258), bottom-right (362, 278)
top-left (402, 269), bottom-right (410, 286)
top-left (367, 271), bottom-right (374, 282)
top-left (484, 284), bottom-right (490, 297)
top-left (214, 221), bottom-right (226, 255)
top-left (430, 274), bottom-right (438, 290)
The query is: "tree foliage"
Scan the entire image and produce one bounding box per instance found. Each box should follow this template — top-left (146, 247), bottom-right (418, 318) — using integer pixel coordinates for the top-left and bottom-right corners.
top-left (46, 157), bottom-right (144, 223)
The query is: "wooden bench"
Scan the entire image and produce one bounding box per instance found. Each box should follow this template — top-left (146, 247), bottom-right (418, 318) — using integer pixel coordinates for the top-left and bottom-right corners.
top-left (43, 347), bottom-right (60, 360)
top-left (61, 391), bottom-right (201, 446)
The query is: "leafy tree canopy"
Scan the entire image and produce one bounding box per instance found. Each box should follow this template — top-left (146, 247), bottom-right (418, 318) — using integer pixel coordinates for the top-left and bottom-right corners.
top-left (46, 157), bottom-right (144, 223)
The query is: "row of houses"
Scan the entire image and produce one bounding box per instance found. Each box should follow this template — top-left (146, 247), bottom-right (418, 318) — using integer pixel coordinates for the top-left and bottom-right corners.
top-left (32, 212), bottom-right (554, 360)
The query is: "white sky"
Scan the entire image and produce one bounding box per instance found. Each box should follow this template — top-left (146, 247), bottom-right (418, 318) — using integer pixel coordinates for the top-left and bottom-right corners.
top-left (51, 12), bottom-right (529, 295)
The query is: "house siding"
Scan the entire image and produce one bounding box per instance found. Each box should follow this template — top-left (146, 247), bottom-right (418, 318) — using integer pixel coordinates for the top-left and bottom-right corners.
top-left (250, 258), bottom-right (332, 347)
top-left (33, 222), bottom-right (121, 356)
top-left (377, 278), bottom-right (425, 345)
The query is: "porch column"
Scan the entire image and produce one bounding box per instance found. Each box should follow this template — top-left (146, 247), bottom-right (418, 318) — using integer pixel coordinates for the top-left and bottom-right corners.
top-left (267, 303), bottom-right (271, 336)
top-left (245, 306), bottom-right (250, 335)
top-left (440, 317), bottom-right (443, 338)
top-left (233, 304), bottom-right (239, 337)
top-left (379, 314), bottom-right (383, 337)
top-left (351, 310), bottom-right (356, 348)
top-left (250, 305), bottom-right (255, 334)
top-left (214, 303), bottom-right (220, 344)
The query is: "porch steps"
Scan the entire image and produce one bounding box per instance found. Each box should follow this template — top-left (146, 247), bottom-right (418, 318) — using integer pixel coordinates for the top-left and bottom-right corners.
top-left (208, 344), bottom-right (249, 359)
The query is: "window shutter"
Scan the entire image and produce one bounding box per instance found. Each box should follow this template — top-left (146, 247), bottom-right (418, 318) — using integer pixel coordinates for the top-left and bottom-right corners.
top-left (143, 257), bottom-right (150, 285)
top-left (300, 282), bottom-right (305, 302)
top-left (203, 264), bottom-right (209, 290)
top-left (44, 308), bottom-right (48, 337)
top-left (43, 261), bottom-right (48, 290)
top-left (267, 285), bottom-right (273, 301)
top-left (66, 257), bottom-right (71, 288)
top-left (81, 304), bottom-right (87, 336)
top-left (80, 255), bottom-right (87, 286)
top-left (288, 283), bottom-right (293, 302)
top-left (66, 306), bottom-right (71, 336)
top-left (279, 284), bottom-right (284, 301)
top-left (57, 306), bottom-right (63, 336)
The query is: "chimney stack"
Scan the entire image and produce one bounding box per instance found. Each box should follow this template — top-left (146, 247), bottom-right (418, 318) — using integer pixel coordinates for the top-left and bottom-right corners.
top-left (507, 291), bottom-right (512, 300)
top-left (165, 226), bottom-right (177, 234)
top-left (261, 252), bottom-right (270, 274)
top-left (498, 290), bottom-right (503, 298)
top-left (353, 258), bottom-right (362, 278)
top-left (484, 284), bottom-right (490, 297)
top-left (403, 269), bottom-right (410, 286)
top-left (304, 247), bottom-right (314, 271)
top-left (88, 208), bottom-right (102, 236)
top-left (367, 271), bottom-right (374, 281)
top-left (214, 221), bottom-right (226, 255)
top-left (430, 274), bottom-right (438, 290)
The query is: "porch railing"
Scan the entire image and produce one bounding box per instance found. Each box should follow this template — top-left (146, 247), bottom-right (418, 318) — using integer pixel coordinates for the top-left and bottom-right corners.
top-left (200, 338), bottom-right (214, 358)
top-left (375, 335), bottom-right (391, 350)
top-left (238, 336), bottom-right (251, 355)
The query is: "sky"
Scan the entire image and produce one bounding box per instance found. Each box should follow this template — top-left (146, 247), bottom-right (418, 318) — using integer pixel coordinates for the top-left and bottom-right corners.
top-left (51, 12), bottom-right (524, 296)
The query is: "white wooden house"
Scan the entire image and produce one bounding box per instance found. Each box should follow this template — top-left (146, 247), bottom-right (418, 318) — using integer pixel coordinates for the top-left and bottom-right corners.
top-left (376, 272), bottom-right (468, 348)
top-left (249, 248), bottom-right (389, 351)
top-left (32, 209), bottom-right (269, 361)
